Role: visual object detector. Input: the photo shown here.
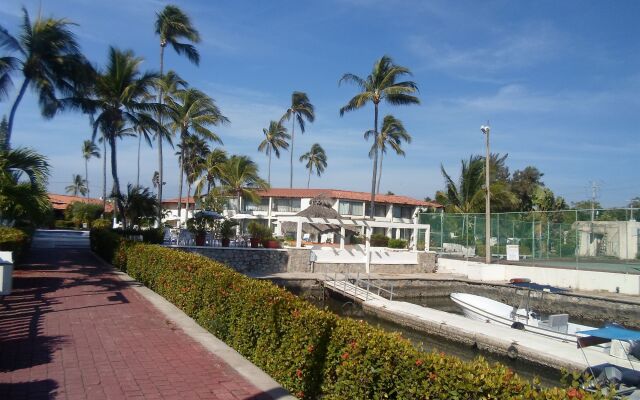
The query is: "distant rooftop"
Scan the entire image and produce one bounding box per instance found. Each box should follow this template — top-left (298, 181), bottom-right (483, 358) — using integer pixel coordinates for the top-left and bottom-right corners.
top-left (48, 193), bottom-right (113, 212)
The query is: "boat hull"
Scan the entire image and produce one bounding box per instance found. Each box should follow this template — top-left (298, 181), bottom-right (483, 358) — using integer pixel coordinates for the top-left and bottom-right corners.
top-left (450, 292), bottom-right (592, 342)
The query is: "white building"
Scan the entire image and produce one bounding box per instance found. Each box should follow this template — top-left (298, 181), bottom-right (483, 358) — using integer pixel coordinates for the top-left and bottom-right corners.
top-left (161, 188), bottom-right (441, 239)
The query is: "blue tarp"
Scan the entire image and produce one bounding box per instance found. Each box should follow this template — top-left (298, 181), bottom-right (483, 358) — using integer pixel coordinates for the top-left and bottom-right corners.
top-left (577, 325), bottom-right (640, 341)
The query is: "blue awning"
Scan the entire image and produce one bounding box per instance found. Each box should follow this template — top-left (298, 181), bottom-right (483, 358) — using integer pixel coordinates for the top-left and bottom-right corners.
top-left (577, 325), bottom-right (640, 341)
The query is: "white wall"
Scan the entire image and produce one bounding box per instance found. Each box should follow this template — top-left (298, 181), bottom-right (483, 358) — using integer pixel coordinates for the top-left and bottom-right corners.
top-left (438, 258), bottom-right (640, 295)
top-left (312, 246), bottom-right (419, 264)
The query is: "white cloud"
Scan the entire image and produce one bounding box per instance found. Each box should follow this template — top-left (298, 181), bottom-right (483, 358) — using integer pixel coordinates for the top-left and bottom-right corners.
top-left (408, 23), bottom-right (563, 79)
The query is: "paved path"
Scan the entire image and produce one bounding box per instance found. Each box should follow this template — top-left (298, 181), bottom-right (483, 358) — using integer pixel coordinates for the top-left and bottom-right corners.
top-left (0, 233), bottom-right (279, 400)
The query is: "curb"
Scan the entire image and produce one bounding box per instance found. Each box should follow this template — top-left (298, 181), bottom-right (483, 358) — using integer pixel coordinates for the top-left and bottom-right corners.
top-left (90, 252), bottom-right (297, 400)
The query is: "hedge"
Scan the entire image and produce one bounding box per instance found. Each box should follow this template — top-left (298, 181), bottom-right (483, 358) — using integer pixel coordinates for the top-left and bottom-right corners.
top-left (92, 230), bottom-right (604, 399)
top-left (0, 227), bottom-right (30, 262)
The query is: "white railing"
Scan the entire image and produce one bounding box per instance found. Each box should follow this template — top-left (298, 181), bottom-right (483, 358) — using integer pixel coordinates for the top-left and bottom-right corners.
top-left (324, 267), bottom-right (395, 301)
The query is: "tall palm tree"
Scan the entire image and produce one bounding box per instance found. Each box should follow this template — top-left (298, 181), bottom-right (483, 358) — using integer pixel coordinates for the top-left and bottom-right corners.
top-left (0, 7), bottom-right (92, 146)
top-left (339, 55), bottom-right (419, 219)
top-left (299, 143), bottom-right (327, 189)
top-left (364, 115), bottom-right (412, 194)
top-left (81, 140), bottom-right (100, 198)
top-left (165, 88), bottom-right (227, 219)
top-left (66, 174), bottom-right (87, 197)
top-left (218, 155), bottom-right (268, 212)
top-left (88, 47), bottom-right (160, 226)
top-left (0, 146), bottom-right (50, 225)
top-left (258, 121), bottom-right (290, 186)
top-left (155, 5), bottom-right (200, 220)
top-left (281, 92), bottom-right (314, 188)
top-left (194, 147), bottom-right (227, 197)
top-left (437, 155), bottom-right (515, 213)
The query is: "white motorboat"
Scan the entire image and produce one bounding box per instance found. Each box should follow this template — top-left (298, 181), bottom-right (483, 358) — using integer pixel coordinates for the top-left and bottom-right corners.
top-left (450, 292), bottom-right (594, 342)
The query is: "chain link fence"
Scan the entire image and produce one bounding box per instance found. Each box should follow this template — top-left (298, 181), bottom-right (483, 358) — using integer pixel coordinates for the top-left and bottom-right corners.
top-left (419, 209), bottom-right (640, 273)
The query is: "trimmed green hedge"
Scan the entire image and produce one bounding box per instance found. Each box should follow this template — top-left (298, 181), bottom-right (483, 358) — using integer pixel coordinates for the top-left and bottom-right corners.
top-left (0, 227), bottom-right (29, 262)
top-left (93, 232), bottom-right (602, 399)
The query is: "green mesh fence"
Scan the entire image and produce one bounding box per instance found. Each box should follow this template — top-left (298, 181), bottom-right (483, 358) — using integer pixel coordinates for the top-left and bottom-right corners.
top-left (419, 209), bottom-right (640, 273)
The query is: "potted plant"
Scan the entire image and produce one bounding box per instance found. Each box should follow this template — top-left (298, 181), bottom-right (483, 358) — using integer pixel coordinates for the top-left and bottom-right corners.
top-left (261, 230), bottom-right (280, 249)
top-left (187, 214), bottom-right (214, 246)
top-left (247, 221), bottom-right (268, 248)
top-left (219, 219), bottom-right (239, 247)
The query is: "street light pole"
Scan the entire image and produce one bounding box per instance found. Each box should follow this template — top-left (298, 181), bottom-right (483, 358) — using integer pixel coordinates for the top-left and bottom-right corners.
top-left (481, 123), bottom-right (491, 264)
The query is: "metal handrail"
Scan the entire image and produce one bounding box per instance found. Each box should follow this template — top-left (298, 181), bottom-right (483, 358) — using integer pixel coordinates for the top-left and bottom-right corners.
top-left (324, 266), bottom-right (395, 301)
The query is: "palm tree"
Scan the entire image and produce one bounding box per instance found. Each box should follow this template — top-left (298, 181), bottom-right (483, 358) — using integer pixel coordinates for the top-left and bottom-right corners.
top-left (0, 56), bottom-right (18, 101)
top-left (364, 115), bottom-right (412, 194)
top-left (281, 92), bottom-right (314, 188)
top-left (258, 121), bottom-right (290, 186)
top-left (155, 5), bottom-right (200, 220)
top-left (117, 184), bottom-right (159, 229)
top-left (0, 7), bottom-right (92, 146)
top-left (194, 147), bottom-right (227, 197)
top-left (437, 155), bottom-right (516, 213)
top-left (339, 55), bottom-right (420, 219)
top-left (299, 144), bottom-right (327, 189)
top-left (218, 155), bottom-right (268, 212)
top-left (177, 135), bottom-right (209, 218)
top-left (81, 140), bottom-right (100, 198)
top-left (165, 88), bottom-right (227, 219)
top-left (66, 174), bottom-right (87, 197)
top-left (88, 47), bottom-right (160, 226)
top-left (0, 147), bottom-right (50, 225)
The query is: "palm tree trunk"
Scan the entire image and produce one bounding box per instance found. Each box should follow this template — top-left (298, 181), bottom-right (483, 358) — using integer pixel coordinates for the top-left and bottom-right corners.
top-left (307, 167), bottom-right (311, 189)
top-left (289, 118), bottom-right (295, 188)
top-left (157, 44), bottom-right (165, 225)
top-left (7, 78), bottom-right (31, 147)
top-left (267, 147), bottom-right (272, 186)
top-left (186, 183), bottom-right (191, 220)
top-left (177, 147), bottom-right (185, 220)
top-left (376, 151), bottom-right (384, 194)
top-left (137, 134), bottom-right (141, 186)
top-left (109, 136), bottom-right (126, 228)
top-left (85, 158), bottom-right (89, 199)
top-left (102, 138), bottom-right (107, 212)
top-left (369, 103), bottom-right (379, 219)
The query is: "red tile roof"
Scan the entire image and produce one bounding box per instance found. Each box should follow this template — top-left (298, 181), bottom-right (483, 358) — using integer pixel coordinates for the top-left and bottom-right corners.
top-left (256, 188), bottom-right (441, 208)
top-left (48, 193), bottom-right (113, 212)
top-left (161, 196), bottom-right (198, 205)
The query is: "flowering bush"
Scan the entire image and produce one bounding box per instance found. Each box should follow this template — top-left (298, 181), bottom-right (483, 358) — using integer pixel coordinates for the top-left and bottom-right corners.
top-left (92, 234), bottom-right (606, 400)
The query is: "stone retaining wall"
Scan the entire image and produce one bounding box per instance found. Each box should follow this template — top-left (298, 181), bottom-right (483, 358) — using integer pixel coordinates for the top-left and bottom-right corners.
top-left (175, 246), bottom-right (436, 275)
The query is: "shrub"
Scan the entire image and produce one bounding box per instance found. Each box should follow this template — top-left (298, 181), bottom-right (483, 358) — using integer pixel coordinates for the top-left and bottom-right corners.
top-left (92, 219), bottom-right (111, 230)
top-left (91, 235), bottom-right (598, 400)
top-left (369, 233), bottom-right (389, 247)
top-left (388, 238), bottom-right (407, 249)
top-left (0, 227), bottom-right (29, 262)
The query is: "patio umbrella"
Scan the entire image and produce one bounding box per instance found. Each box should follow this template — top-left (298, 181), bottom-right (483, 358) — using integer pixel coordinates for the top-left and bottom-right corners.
top-left (195, 210), bottom-right (224, 219)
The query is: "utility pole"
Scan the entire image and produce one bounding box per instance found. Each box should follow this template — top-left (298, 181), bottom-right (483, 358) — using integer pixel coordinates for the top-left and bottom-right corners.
top-left (590, 180), bottom-right (600, 222)
top-left (481, 122), bottom-right (491, 264)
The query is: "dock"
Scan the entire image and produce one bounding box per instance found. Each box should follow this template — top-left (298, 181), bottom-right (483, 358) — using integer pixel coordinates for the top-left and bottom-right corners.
top-left (323, 277), bottom-right (640, 372)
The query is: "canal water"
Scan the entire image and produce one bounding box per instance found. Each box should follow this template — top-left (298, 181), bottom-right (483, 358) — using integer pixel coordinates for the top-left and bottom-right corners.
top-left (307, 292), bottom-right (568, 388)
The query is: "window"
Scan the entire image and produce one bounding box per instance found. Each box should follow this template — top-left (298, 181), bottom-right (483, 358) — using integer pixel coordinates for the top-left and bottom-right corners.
top-left (243, 198), bottom-right (269, 212)
top-left (339, 201), bottom-right (364, 216)
top-left (392, 206), bottom-right (414, 219)
top-left (272, 198), bottom-right (301, 212)
top-left (365, 204), bottom-right (387, 217)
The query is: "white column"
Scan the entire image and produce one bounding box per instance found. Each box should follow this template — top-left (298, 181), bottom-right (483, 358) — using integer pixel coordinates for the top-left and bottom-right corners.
top-left (340, 227), bottom-right (345, 249)
top-left (268, 197), bottom-right (273, 228)
top-left (365, 227), bottom-right (371, 273)
top-left (296, 218), bottom-right (303, 248)
top-left (412, 227), bottom-right (418, 251)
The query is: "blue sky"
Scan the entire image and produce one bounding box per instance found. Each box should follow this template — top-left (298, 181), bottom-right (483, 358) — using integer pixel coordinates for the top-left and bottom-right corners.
top-left (2, 0), bottom-right (639, 206)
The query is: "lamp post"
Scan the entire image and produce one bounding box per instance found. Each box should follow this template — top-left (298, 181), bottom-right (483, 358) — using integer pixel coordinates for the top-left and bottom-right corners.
top-left (481, 123), bottom-right (491, 264)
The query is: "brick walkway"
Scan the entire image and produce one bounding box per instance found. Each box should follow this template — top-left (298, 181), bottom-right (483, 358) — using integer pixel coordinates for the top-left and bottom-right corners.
top-left (0, 247), bottom-right (272, 400)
